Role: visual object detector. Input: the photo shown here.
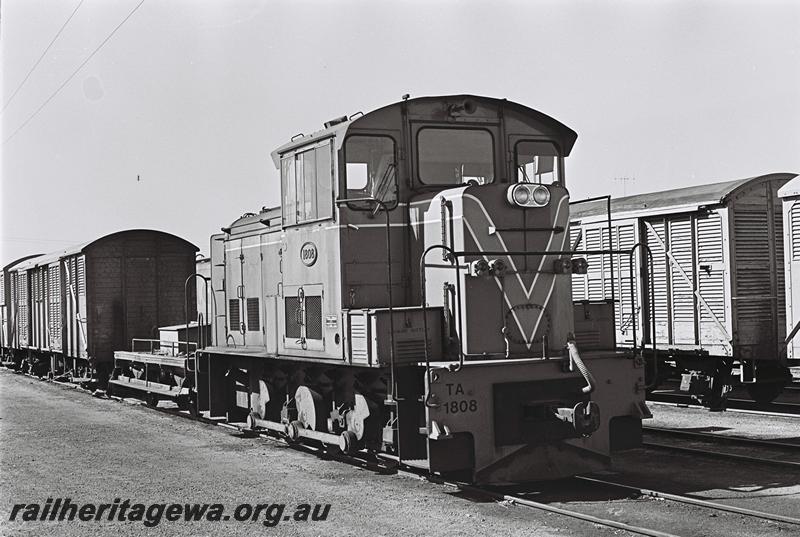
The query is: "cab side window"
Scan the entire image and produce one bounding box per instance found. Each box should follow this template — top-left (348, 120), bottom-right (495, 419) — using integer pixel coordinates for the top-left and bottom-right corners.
top-left (281, 140), bottom-right (334, 226)
top-left (344, 135), bottom-right (397, 210)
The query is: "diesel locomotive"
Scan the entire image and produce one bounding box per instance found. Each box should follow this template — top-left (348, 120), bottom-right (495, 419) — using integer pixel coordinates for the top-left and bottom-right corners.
top-left (195, 95), bottom-right (650, 484)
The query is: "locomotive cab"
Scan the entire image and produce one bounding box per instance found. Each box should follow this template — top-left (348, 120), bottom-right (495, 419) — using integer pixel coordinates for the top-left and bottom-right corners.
top-left (201, 95), bottom-right (649, 484)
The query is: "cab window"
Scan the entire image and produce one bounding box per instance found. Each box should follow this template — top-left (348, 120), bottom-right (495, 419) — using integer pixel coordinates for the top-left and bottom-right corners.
top-left (344, 135), bottom-right (397, 210)
top-left (281, 140), bottom-right (334, 226)
top-left (515, 141), bottom-right (560, 184)
top-left (418, 128), bottom-right (494, 185)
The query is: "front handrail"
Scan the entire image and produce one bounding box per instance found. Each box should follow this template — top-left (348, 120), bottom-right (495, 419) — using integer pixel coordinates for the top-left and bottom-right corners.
top-left (418, 243), bottom-right (658, 402)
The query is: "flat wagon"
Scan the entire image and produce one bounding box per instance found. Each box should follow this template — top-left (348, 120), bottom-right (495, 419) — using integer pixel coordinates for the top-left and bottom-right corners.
top-left (570, 173), bottom-right (797, 407)
top-left (6, 230), bottom-right (198, 382)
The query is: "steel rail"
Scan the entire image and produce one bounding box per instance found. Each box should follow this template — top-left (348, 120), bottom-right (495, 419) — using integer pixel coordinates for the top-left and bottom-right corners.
top-left (644, 425), bottom-right (800, 450)
top-left (647, 395), bottom-right (800, 417)
top-left (576, 476), bottom-right (800, 526)
top-left (642, 440), bottom-right (800, 469)
top-left (422, 478), bottom-right (681, 537)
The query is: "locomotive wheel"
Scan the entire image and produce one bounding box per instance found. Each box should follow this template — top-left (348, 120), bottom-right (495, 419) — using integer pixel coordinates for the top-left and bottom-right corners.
top-left (338, 430), bottom-right (358, 454)
top-left (745, 382), bottom-right (785, 405)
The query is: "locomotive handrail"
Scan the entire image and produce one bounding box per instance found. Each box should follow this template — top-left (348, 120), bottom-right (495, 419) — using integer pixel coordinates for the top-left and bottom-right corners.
top-left (423, 244), bottom-right (657, 364)
top-left (419, 243), bottom-right (464, 407)
top-left (129, 338), bottom-right (198, 357)
top-left (185, 273), bottom-right (211, 351)
top-left (570, 194), bottom-right (615, 347)
top-left (629, 242), bottom-right (659, 389)
top-left (336, 196), bottom-right (397, 403)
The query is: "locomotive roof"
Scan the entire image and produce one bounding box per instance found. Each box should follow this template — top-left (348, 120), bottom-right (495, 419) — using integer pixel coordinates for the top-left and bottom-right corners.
top-left (571, 172), bottom-right (798, 221)
top-left (778, 174), bottom-right (800, 199)
top-left (11, 230), bottom-right (198, 272)
top-left (269, 94), bottom-right (577, 167)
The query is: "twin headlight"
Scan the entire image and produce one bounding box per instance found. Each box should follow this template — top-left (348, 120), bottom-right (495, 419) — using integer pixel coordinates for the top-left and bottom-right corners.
top-left (506, 184), bottom-right (551, 208)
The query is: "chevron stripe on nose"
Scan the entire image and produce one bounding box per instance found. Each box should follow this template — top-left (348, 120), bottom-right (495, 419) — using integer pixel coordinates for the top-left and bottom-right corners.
top-left (461, 193), bottom-right (570, 349)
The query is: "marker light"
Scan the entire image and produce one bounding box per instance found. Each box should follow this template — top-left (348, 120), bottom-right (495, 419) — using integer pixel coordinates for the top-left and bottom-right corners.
top-left (571, 258), bottom-right (588, 274)
top-left (471, 259), bottom-right (490, 277)
top-left (489, 259), bottom-right (507, 277)
top-left (553, 257), bottom-right (573, 274)
top-left (506, 184), bottom-right (551, 208)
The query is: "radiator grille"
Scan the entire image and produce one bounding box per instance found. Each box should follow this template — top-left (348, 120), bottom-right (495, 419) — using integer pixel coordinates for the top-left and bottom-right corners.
top-left (285, 297), bottom-right (301, 338)
top-left (229, 299), bottom-right (240, 330)
top-left (395, 338), bottom-right (430, 360)
top-left (305, 296), bottom-right (322, 339)
top-left (349, 315), bottom-right (368, 360)
top-left (246, 297), bottom-right (260, 331)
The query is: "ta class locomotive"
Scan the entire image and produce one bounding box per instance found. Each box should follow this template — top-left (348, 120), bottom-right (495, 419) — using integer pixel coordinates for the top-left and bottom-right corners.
top-left (197, 95), bottom-right (650, 483)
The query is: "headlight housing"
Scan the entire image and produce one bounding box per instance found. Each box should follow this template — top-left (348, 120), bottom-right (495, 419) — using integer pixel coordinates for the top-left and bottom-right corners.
top-left (506, 184), bottom-right (551, 208)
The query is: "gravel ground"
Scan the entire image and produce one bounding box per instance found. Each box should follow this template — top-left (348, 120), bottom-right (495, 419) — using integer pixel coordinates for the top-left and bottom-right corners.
top-left (2, 369), bottom-right (799, 537)
top-left (0, 370), bottom-right (594, 537)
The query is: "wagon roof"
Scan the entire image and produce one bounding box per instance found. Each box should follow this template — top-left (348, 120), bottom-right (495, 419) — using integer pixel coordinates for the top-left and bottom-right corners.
top-left (571, 172), bottom-right (798, 220)
top-left (269, 94), bottom-right (577, 167)
top-left (778, 175), bottom-right (800, 198)
top-left (3, 254), bottom-right (43, 272)
top-left (10, 230), bottom-right (198, 272)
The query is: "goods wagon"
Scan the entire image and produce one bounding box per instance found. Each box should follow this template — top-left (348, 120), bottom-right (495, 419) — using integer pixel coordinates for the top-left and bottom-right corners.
top-left (6, 230), bottom-right (198, 382)
top-left (193, 94), bottom-right (650, 484)
top-left (570, 173), bottom-right (797, 408)
top-left (0, 254), bottom-right (42, 360)
top-left (778, 177), bottom-right (800, 366)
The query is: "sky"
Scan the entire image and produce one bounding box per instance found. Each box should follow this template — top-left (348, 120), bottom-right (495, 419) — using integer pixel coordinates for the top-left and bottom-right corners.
top-left (1, 0), bottom-right (799, 261)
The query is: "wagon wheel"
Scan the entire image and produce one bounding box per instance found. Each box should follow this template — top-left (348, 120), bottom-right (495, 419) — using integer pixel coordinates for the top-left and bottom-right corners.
top-left (746, 381), bottom-right (785, 404)
top-left (746, 363), bottom-right (790, 405)
top-left (176, 394), bottom-right (191, 411)
top-left (145, 393), bottom-right (159, 408)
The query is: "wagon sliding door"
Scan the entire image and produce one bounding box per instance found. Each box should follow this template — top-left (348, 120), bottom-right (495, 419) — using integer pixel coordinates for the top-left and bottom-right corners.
top-left (64, 256), bottom-right (88, 361)
top-left (643, 213), bottom-right (729, 353)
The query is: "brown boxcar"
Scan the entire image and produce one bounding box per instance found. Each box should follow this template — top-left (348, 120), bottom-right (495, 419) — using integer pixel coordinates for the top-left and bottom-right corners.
top-left (7, 230), bottom-right (198, 380)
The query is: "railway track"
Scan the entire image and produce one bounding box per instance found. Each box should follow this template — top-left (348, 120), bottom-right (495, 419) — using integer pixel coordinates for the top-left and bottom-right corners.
top-left (642, 425), bottom-right (800, 469)
top-left (15, 371), bottom-right (800, 537)
top-left (648, 393), bottom-right (800, 417)
top-left (143, 392), bottom-right (800, 536)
